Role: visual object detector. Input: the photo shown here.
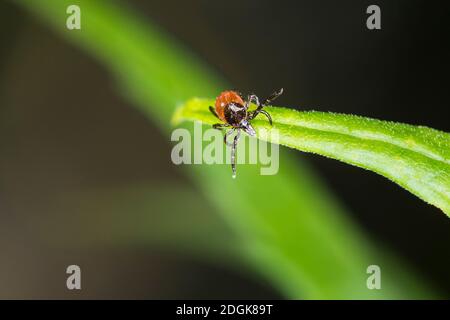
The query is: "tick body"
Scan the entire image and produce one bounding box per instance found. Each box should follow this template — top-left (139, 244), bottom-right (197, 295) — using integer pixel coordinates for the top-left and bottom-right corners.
top-left (214, 91), bottom-right (246, 126)
top-left (209, 88), bottom-right (283, 178)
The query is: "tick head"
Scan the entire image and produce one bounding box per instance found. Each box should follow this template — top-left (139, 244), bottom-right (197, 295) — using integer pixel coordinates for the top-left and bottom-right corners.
top-left (240, 119), bottom-right (256, 136)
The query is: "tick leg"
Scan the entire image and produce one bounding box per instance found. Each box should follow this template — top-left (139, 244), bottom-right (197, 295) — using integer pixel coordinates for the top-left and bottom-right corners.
top-left (249, 109), bottom-right (273, 125)
top-left (258, 110), bottom-right (273, 125)
top-left (209, 106), bottom-right (219, 119)
top-left (245, 94), bottom-right (260, 110)
top-left (261, 88), bottom-right (283, 106)
top-left (230, 129), bottom-right (241, 179)
top-left (213, 123), bottom-right (229, 130)
top-left (248, 109), bottom-right (272, 125)
top-left (248, 88), bottom-right (283, 123)
top-left (224, 128), bottom-right (235, 146)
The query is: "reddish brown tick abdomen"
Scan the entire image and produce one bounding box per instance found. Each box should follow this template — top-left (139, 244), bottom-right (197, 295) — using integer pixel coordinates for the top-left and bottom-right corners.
top-left (214, 91), bottom-right (245, 122)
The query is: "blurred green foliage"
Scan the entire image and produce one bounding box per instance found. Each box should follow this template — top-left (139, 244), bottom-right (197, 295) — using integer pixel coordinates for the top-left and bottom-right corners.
top-left (16, 0), bottom-right (436, 298)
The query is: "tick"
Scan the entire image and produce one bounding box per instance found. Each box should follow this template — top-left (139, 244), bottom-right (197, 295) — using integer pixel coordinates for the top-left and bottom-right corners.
top-left (209, 88), bottom-right (283, 178)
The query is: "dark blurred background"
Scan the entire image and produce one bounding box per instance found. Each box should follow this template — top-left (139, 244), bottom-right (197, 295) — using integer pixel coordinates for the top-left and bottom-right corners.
top-left (0, 0), bottom-right (449, 298)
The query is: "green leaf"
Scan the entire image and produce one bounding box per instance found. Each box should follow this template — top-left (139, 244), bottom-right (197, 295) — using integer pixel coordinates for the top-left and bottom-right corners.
top-left (174, 98), bottom-right (450, 216)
